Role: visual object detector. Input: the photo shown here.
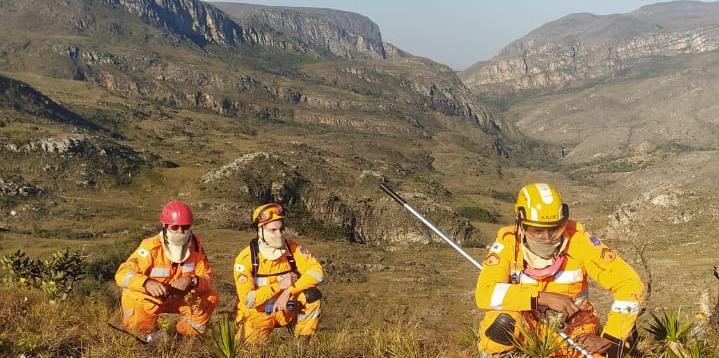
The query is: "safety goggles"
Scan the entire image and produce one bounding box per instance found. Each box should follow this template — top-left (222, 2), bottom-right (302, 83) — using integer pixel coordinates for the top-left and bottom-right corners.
top-left (523, 224), bottom-right (565, 243)
top-left (256, 204), bottom-right (285, 226)
top-left (167, 224), bottom-right (191, 232)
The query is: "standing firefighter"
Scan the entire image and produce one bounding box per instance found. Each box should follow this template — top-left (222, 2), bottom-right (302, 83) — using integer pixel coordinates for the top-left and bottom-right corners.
top-left (233, 203), bottom-right (323, 344)
top-left (476, 183), bottom-right (644, 357)
top-left (115, 200), bottom-right (218, 337)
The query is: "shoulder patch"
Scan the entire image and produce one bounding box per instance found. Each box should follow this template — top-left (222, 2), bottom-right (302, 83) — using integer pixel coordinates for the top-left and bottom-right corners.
top-left (235, 263), bottom-right (245, 273)
top-left (484, 253), bottom-right (500, 266)
top-left (601, 248), bottom-right (617, 263)
top-left (137, 248), bottom-right (150, 258)
top-left (489, 241), bottom-right (504, 254)
top-left (299, 246), bottom-right (312, 258)
top-left (589, 235), bottom-right (602, 247)
top-left (238, 275), bottom-right (247, 282)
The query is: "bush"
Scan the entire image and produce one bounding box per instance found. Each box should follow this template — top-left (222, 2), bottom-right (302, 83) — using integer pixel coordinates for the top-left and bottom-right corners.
top-left (458, 206), bottom-right (499, 223)
top-left (1, 249), bottom-right (86, 301)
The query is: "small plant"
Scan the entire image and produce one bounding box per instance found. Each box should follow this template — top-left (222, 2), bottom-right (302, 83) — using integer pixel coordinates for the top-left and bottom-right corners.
top-left (646, 308), bottom-right (704, 358)
top-left (1, 249), bottom-right (85, 301)
top-left (512, 315), bottom-right (565, 358)
top-left (201, 314), bottom-right (244, 358)
top-left (1, 250), bottom-right (42, 287)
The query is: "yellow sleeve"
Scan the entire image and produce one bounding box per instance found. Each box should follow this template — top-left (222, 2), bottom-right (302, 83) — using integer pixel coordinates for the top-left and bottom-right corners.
top-left (193, 240), bottom-right (214, 293)
top-left (115, 240), bottom-right (153, 293)
top-left (475, 230), bottom-right (539, 311)
top-left (580, 233), bottom-right (645, 341)
top-left (233, 250), bottom-right (279, 311)
top-left (289, 243), bottom-right (324, 294)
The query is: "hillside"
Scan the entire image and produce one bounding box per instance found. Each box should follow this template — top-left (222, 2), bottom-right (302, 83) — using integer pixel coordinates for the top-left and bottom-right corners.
top-left (461, 1), bottom-right (719, 94)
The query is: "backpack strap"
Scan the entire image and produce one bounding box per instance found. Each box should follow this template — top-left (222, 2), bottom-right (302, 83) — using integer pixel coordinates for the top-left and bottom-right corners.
top-left (250, 238), bottom-right (260, 277)
top-left (250, 238), bottom-right (300, 277)
top-left (284, 240), bottom-right (299, 276)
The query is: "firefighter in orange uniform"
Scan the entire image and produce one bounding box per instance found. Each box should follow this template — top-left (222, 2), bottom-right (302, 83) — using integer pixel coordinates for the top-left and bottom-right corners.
top-left (233, 203), bottom-right (323, 344)
top-left (476, 183), bottom-right (644, 357)
top-left (115, 200), bottom-right (218, 337)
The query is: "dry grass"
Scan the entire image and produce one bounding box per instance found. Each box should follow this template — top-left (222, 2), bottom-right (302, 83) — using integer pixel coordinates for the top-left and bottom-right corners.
top-left (2, 286), bottom-right (719, 357)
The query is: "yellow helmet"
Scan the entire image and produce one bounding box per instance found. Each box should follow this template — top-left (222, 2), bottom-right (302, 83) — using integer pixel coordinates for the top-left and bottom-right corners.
top-left (251, 203), bottom-right (285, 228)
top-left (514, 183), bottom-right (568, 228)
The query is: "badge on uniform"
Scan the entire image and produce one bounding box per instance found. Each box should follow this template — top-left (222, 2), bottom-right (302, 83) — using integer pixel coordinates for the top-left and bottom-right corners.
top-left (300, 246), bottom-right (312, 258)
top-left (489, 241), bottom-right (504, 254)
top-left (137, 248), bottom-right (149, 258)
top-left (235, 263), bottom-right (245, 273)
top-left (601, 248), bottom-right (617, 262)
top-left (589, 235), bottom-right (602, 247)
top-left (238, 276), bottom-right (247, 282)
top-left (484, 253), bottom-right (500, 266)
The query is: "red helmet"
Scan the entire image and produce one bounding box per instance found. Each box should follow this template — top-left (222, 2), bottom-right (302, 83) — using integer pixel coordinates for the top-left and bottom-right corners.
top-left (160, 200), bottom-right (193, 226)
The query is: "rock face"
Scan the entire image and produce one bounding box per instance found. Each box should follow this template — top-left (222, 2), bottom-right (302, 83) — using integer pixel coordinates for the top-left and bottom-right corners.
top-left (200, 149), bottom-right (475, 245)
top-left (0, 135), bottom-right (156, 188)
top-left (105, 0), bottom-right (404, 60)
top-left (461, 1), bottom-right (719, 94)
top-left (211, 2), bottom-right (400, 60)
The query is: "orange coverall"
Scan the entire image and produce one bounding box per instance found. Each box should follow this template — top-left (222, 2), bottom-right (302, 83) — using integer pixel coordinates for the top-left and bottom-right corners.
top-left (115, 233), bottom-right (218, 335)
top-left (476, 221), bottom-right (644, 357)
top-left (234, 239), bottom-right (323, 344)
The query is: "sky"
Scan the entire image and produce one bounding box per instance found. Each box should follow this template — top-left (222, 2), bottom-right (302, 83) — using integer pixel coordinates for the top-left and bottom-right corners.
top-left (212, 0), bottom-right (666, 70)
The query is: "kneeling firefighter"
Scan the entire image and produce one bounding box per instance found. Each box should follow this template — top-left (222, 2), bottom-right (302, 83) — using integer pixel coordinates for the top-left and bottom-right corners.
top-left (114, 200), bottom-right (218, 336)
top-left (475, 183), bottom-right (645, 357)
top-left (233, 203), bottom-right (324, 344)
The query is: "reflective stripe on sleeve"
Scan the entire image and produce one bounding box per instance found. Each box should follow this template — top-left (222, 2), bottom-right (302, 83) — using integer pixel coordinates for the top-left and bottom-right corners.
top-left (490, 283), bottom-right (511, 310)
top-left (122, 272), bottom-right (136, 288)
top-left (253, 277), bottom-right (269, 286)
top-left (306, 270), bottom-right (324, 282)
top-left (149, 267), bottom-right (171, 277)
top-left (553, 269), bottom-right (583, 284)
top-left (246, 290), bottom-right (256, 308)
top-left (611, 300), bottom-right (641, 314)
top-left (182, 262), bottom-right (195, 273)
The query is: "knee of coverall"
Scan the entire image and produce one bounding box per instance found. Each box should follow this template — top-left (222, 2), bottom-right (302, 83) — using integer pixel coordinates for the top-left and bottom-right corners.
top-left (175, 289), bottom-right (219, 336)
top-left (294, 289), bottom-right (321, 336)
top-left (238, 310), bottom-right (277, 345)
top-left (121, 295), bottom-right (162, 333)
top-left (478, 310), bottom-right (521, 354)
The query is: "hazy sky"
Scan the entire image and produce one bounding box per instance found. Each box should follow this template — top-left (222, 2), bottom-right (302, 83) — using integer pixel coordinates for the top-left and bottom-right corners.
top-left (212, 0), bottom-right (664, 70)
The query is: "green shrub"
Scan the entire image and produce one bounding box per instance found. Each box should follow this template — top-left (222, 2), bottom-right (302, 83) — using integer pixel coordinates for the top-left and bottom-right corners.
top-left (1, 249), bottom-right (85, 301)
top-left (458, 206), bottom-right (499, 223)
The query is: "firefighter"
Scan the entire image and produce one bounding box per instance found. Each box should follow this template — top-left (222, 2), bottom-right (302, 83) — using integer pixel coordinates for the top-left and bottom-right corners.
top-left (476, 183), bottom-right (644, 357)
top-left (115, 200), bottom-right (217, 336)
top-left (233, 203), bottom-right (323, 344)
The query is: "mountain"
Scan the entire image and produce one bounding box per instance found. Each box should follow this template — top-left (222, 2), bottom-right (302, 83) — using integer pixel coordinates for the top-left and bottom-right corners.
top-left (460, 1), bottom-right (719, 94)
top-left (211, 2), bottom-right (409, 60)
top-left (0, 0), bottom-right (520, 245)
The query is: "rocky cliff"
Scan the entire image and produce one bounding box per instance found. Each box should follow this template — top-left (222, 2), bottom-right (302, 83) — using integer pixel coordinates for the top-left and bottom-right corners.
top-left (105, 0), bottom-right (404, 60)
top-left (461, 1), bottom-right (719, 94)
top-left (211, 2), bottom-right (403, 60)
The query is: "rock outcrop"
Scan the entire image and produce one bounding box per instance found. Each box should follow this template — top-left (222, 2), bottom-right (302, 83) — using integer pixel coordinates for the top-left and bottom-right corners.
top-left (0, 135), bottom-right (156, 187)
top-left (461, 2), bottom-right (719, 94)
top-left (200, 149), bottom-right (475, 245)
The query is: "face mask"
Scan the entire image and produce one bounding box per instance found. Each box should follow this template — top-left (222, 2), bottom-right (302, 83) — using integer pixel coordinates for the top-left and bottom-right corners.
top-left (524, 236), bottom-right (563, 259)
top-left (163, 230), bottom-right (191, 263)
top-left (261, 228), bottom-right (284, 249)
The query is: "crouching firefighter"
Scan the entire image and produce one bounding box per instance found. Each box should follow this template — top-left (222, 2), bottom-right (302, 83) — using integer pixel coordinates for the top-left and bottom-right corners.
top-left (114, 200), bottom-right (218, 336)
top-left (476, 183), bottom-right (645, 357)
top-left (233, 203), bottom-right (324, 344)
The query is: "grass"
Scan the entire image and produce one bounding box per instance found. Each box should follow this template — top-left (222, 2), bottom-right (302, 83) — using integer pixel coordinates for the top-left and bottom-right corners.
top-left (3, 285), bottom-right (718, 357)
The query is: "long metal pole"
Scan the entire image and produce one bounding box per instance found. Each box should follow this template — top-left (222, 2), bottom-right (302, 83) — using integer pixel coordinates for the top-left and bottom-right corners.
top-left (378, 182), bottom-right (592, 358)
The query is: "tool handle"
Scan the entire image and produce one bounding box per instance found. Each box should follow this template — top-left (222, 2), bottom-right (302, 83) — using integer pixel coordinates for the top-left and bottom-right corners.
top-left (379, 182), bottom-right (407, 205)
